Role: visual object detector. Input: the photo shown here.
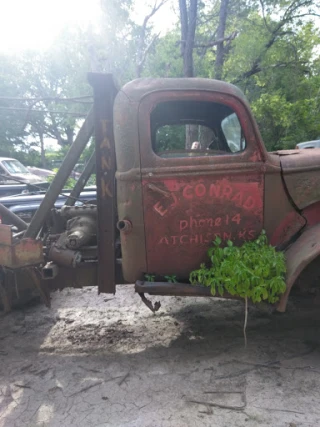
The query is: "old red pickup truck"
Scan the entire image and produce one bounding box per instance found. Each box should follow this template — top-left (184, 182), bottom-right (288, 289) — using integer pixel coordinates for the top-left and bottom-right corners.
top-left (0, 75), bottom-right (320, 313)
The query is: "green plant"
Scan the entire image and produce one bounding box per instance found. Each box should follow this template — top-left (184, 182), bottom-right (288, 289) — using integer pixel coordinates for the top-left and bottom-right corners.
top-left (189, 231), bottom-right (286, 346)
top-left (164, 275), bottom-right (177, 283)
top-left (47, 168), bottom-right (77, 190)
top-left (145, 274), bottom-right (155, 282)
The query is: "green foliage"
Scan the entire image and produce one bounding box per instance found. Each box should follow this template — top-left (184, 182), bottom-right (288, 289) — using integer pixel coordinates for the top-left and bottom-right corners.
top-left (0, 28), bottom-right (92, 164)
top-left (156, 124), bottom-right (186, 152)
top-left (86, 174), bottom-right (96, 186)
top-left (190, 231), bottom-right (286, 304)
top-left (145, 274), bottom-right (155, 282)
top-left (1, 0), bottom-right (320, 163)
top-left (144, 31), bottom-right (183, 78)
top-left (47, 169), bottom-right (77, 190)
top-left (164, 275), bottom-right (177, 283)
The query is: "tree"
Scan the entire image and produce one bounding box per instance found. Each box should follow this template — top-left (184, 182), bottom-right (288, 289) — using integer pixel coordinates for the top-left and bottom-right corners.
top-left (226, 17), bottom-right (320, 149)
top-left (135, 1), bottom-right (168, 78)
top-left (0, 29), bottom-right (93, 166)
top-left (99, 0), bottom-right (168, 80)
top-left (179, 0), bottom-right (198, 77)
top-left (173, 0), bottom-right (320, 149)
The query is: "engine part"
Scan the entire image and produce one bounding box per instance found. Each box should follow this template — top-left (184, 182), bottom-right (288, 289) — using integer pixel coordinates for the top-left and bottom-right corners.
top-left (65, 215), bottom-right (96, 249)
top-left (116, 219), bottom-right (132, 234)
top-left (48, 245), bottom-right (81, 267)
top-left (42, 262), bottom-right (59, 279)
top-left (0, 224), bottom-right (43, 268)
top-left (60, 205), bottom-right (97, 218)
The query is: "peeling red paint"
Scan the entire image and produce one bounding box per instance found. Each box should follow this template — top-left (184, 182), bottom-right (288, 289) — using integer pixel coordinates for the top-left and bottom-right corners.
top-left (302, 201), bottom-right (320, 227)
top-left (270, 211), bottom-right (305, 247)
top-left (142, 176), bottom-right (263, 278)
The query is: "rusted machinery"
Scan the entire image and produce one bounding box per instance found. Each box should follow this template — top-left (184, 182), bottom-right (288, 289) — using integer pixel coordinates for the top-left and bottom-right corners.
top-left (1, 73), bottom-right (320, 313)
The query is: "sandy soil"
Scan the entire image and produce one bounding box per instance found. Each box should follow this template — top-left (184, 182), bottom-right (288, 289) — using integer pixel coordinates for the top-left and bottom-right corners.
top-left (1, 285), bottom-right (320, 427)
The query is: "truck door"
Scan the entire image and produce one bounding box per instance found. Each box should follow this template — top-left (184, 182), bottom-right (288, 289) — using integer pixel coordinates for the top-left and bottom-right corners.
top-left (138, 90), bottom-right (265, 279)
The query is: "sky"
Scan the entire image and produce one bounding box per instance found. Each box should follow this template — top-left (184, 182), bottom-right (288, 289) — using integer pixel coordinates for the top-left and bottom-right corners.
top-left (0, 0), bottom-right (102, 53)
top-left (0, 0), bottom-right (176, 151)
top-left (0, 0), bottom-right (176, 54)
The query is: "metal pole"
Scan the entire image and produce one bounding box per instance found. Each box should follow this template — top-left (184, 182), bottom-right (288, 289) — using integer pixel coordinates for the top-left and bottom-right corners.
top-left (88, 73), bottom-right (119, 294)
top-left (0, 203), bottom-right (28, 231)
top-left (24, 108), bottom-right (94, 239)
top-left (64, 151), bottom-right (96, 206)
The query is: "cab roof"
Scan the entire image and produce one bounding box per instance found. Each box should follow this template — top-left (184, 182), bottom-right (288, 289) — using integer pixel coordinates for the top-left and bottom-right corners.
top-left (119, 77), bottom-right (248, 104)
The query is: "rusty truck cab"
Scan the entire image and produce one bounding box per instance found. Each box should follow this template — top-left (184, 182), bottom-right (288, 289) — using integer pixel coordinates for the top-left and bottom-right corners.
top-left (114, 78), bottom-right (272, 283)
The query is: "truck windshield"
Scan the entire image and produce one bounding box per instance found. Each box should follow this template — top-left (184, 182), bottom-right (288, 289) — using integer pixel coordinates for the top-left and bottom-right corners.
top-left (1, 160), bottom-right (31, 175)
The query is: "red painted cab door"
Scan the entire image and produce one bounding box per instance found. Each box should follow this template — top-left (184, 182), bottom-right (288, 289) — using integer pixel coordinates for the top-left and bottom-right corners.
top-left (138, 90), bottom-right (265, 279)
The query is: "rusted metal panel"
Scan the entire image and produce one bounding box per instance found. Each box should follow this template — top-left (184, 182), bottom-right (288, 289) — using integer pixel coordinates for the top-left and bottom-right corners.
top-left (114, 80), bottom-right (269, 282)
top-left (280, 150), bottom-right (320, 209)
top-left (88, 73), bottom-right (118, 293)
top-left (136, 90), bottom-right (265, 278)
top-left (47, 265), bottom-right (97, 290)
top-left (0, 225), bottom-right (12, 245)
top-left (0, 224), bottom-right (43, 268)
top-left (277, 223), bottom-right (320, 312)
top-left (114, 90), bottom-right (147, 283)
top-left (138, 90), bottom-right (266, 169)
top-left (302, 201), bottom-right (320, 227)
top-left (263, 165), bottom-right (306, 248)
top-left (142, 176), bottom-right (264, 277)
top-left (135, 280), bottom-right (243, 301)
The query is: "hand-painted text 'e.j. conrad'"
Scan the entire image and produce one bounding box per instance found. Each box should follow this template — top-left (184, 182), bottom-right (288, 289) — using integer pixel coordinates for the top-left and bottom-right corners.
top-left (181, 183), bottom-right (256, 210)
top-left (152, 182), bottom-right (259, 217)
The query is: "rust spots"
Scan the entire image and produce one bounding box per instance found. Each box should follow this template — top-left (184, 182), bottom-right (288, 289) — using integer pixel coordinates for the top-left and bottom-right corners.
top-left (249, 150), bottom-right (261, 162)
top-left (142, 176), bottom-right (264, 276)
top-left (303, 201), bottom-right (320, 227)
top-left (99, 119), bottom-right (113, 198)
top-left (270, 211), bottom-right (305, 247)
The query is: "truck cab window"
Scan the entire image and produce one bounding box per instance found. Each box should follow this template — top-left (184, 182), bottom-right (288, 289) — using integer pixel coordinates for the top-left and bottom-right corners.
top-left (151, 100), bottom-right (246, 158)
top-left (221, 112), bottom-right (245, 153)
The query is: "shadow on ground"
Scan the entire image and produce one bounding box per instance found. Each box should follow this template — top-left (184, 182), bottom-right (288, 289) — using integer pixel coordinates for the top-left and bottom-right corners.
top-left (1, 286), bottom-right (320, 427)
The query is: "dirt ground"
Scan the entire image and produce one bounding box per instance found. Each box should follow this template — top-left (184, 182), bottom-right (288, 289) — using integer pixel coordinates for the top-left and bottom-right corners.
top-left (1, 286), bottom-right (320, 427)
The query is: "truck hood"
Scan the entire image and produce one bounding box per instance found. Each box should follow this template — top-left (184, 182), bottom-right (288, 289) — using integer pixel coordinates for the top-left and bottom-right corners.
top-left (277, 149), bottom-right (320, 209)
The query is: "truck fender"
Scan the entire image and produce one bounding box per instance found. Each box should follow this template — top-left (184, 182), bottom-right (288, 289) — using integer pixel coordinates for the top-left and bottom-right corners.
top-left (277, 223), bottom-right (320, 312)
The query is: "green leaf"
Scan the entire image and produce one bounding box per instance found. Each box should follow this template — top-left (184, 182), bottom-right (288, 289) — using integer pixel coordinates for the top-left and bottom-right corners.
top-left (190, 231), bottom-right (286, 305)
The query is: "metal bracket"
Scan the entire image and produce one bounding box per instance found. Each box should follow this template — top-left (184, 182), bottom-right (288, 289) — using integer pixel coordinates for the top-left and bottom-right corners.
top-left (138, 293), bottom-right (161, 313)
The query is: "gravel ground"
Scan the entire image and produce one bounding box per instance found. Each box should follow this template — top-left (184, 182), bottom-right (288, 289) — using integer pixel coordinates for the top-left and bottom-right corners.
top-left (1, 285), bottom-right (320, 427)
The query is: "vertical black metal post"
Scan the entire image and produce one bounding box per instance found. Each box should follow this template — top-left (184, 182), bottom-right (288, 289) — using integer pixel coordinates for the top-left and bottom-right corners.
top-left (88, 73), bottom-right (118, 294)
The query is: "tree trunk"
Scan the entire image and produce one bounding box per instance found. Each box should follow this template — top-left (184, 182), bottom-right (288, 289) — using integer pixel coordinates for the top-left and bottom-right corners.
top-left (65, 125), bottom-right (74, 145)
top-left (39, 132), bottom-right (46, 168)
top-left (200, 126), bottom-right (215, 149)
top-left (185, 125), bottom-right (199, 149)
top-left (179, 0), bottom-right (198, 78)
top-left (179, 0), bottom-right (199, 148)
top-left (214, 0), bottom-right (229, 80)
